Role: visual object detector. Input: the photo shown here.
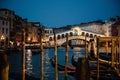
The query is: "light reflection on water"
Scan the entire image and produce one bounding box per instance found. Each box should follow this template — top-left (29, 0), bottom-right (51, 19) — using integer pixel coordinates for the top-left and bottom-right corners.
top-left (73, 48), bottom-right (86, 62)
top-left (8, 47), bottom-right (86, 80)
top-left (25, 49), bottom-right (33, 75)
top-left (44, 49), bottom-right (51, 80)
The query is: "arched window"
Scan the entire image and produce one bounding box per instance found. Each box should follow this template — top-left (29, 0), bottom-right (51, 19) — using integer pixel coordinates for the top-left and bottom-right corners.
top-left (49, 37), bottom-right (53, 41)
top-left (86, 33), bottom-right (89, 37)
top-left (57, 35), bottom-right (61, 39)
top-left (65, 33), bottom-right (68, 37)
top-left (70, 32), bottom-right (73, 36)
top-left (94, 35), bottom-right (97, 38)
top-left (90, 34), bottom-right (93, 38)
top-left (62, 34), bottom-right (65, 38)
top-left (82, 32), bottom-right (85, 36)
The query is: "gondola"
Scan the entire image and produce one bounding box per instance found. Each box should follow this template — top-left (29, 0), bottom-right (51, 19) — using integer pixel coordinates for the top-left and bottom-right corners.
top-left (99, 52), bottom-right (111, 60)
top-left (50, 57), bottom-right (75, 76)
top-left (71, 52), bottom-right (113, 67)
top-left (71, 54), bottom-right (120, 80)
top-left (71, 53), bottom-right (114, 69)
top-left (51, 57), bottom-right (120, 79)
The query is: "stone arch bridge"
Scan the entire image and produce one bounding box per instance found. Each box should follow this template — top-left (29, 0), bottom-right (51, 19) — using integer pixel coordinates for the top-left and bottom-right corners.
top-left (43, 27), bottom-right (105, 47)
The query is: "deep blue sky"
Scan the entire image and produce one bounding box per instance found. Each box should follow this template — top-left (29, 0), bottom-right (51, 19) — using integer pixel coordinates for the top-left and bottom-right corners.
top-left (0, 0), bottom-right (120, 27)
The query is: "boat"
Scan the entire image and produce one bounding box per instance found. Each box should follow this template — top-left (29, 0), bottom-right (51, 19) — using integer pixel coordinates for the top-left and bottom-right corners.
top-left (99, 52), bottom-right (111, 60)
top-left (50, 57), bottom-right (75, 76)
top-left (25, 42), bottom-right (41, 54)
top-left (71, 54), bottom-right (115, 70)
top-left (26, 46), bottom-right (41, 54)
top-left (51, 55), bottom-right (120, 79)
top-left (71, 54), bottom-right (120, 80)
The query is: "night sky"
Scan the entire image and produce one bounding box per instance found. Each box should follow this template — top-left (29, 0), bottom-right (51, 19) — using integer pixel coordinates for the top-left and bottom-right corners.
top-left (0, 0), bottom-right (120, 27)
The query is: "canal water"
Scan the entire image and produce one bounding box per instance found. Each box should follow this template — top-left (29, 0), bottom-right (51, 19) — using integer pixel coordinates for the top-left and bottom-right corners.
top-left (8, 47), bottom-right (86, 80)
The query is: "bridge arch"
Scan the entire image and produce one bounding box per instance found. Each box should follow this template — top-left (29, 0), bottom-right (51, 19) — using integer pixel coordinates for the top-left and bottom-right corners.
top-left (62, 34), bottom-right (65, 38)
top-left (86, 33), bottom-right (89, 37)
top-left (65, 33), bottom-right (69, 37)
top-left (57, 35), bottom-right (61, 39)
top-left (70, 32), bottom-right (73, 36)
top-left (94, 35), bottom-right (97, 38)
top-left (81, 32), bottom-right (85, 36)
top-left (49, 37), bottom-right (53, 41)
top-left (90, 34), bottom-right (93, 38)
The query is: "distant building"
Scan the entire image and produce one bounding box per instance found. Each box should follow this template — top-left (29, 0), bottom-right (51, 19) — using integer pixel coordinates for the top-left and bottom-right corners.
top-left (26, 22), bottom-right (41, 42)
top-left (79, 20), bottom-right (104, 34)
top-left (0, 17), bottom-right (10, 47)
top-left (102, 21), bottom-right (114, 37)
top-left (0, 8), bottom-right (14, 31)
top-left (107, 16), bottom-right (120, 36)
top-left (76, 20), bottom-right (114, 37)
top-left (0, 8), bottom-right (43, 46)
top-left (14, 20), bottom-right (42, 43)
top-left (118, 23), bottom-right (120, 37)
top-left (111, 21), bottom-right (120, 36)
top-left (0, 8), bottom-right (19, 43)
top-left (44, 28), bottom-right (53, 37)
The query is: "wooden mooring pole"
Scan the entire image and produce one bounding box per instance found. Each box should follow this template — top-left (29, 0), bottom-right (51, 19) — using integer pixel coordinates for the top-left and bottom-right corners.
top-left (85, 36), bottom-right (88, 58)
top-left (21, 28), bottom-right (26, 80)
top-left (54, 33), bottom-right (58, 80)
top-left (116, 38), bottom-right (119, 70)
top-left (87, 42), bottom-right (91, 57)
top-left (64, 35), bottom-right (68, 80)
top-left (75, 58), bottom-right (89, 80)
top-left (111, 39), bottom-right (115, 67)
top-left (93, 40), bottom-right (97, 58)
top-left (115, 38), bottom-right (120, 74)
top-left (0, 51), bottom-right (9, 80)
top-left (119, 37), bottom-right (120, 76)
top-left (97, 38), bottom-right (100, 80)
top-left (40, 35), bottom-right (44, 80)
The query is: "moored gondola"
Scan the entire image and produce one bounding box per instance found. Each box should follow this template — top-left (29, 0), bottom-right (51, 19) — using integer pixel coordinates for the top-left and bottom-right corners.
top-left (50, 57), bottom-right (75, 76)
top-left (51, 56), bottom-right (120, 79)
top-left (71, 54), bottom-right (114, 69)
top-left (71, 54), bottom-right (120, 80)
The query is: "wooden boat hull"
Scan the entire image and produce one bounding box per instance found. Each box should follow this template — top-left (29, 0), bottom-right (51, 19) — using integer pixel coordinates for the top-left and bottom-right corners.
top-left (50, 58), bottom-right (75, 76)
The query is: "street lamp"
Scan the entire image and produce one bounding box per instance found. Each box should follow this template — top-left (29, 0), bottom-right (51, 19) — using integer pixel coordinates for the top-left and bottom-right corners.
top-left (27, 37), bottom-right (31, 42)
top-left (1, 35), bottom-right (6, 49)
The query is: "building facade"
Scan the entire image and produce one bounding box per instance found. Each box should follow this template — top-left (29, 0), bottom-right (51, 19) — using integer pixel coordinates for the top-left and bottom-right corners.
top-left (0, 8), bottom-right (14, 31)
top-left (0, 17), bottom-right (10, 47)
top-left (26, 22), bottom-right (40, 43)
top-left (44, 28), bottom-right (53, 37)
top-left (0, 9), bottom-right (43, 47)
top-left (78, 20), bottom-right (114, 37)
top-left (111, 21), bottom-right (120, 36)
top-left (80, 21), bottom-right (104, 34)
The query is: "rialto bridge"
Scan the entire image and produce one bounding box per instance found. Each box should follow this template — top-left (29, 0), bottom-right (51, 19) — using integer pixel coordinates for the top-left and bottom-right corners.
top-left (43, 27), bottom-right (105, 47)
